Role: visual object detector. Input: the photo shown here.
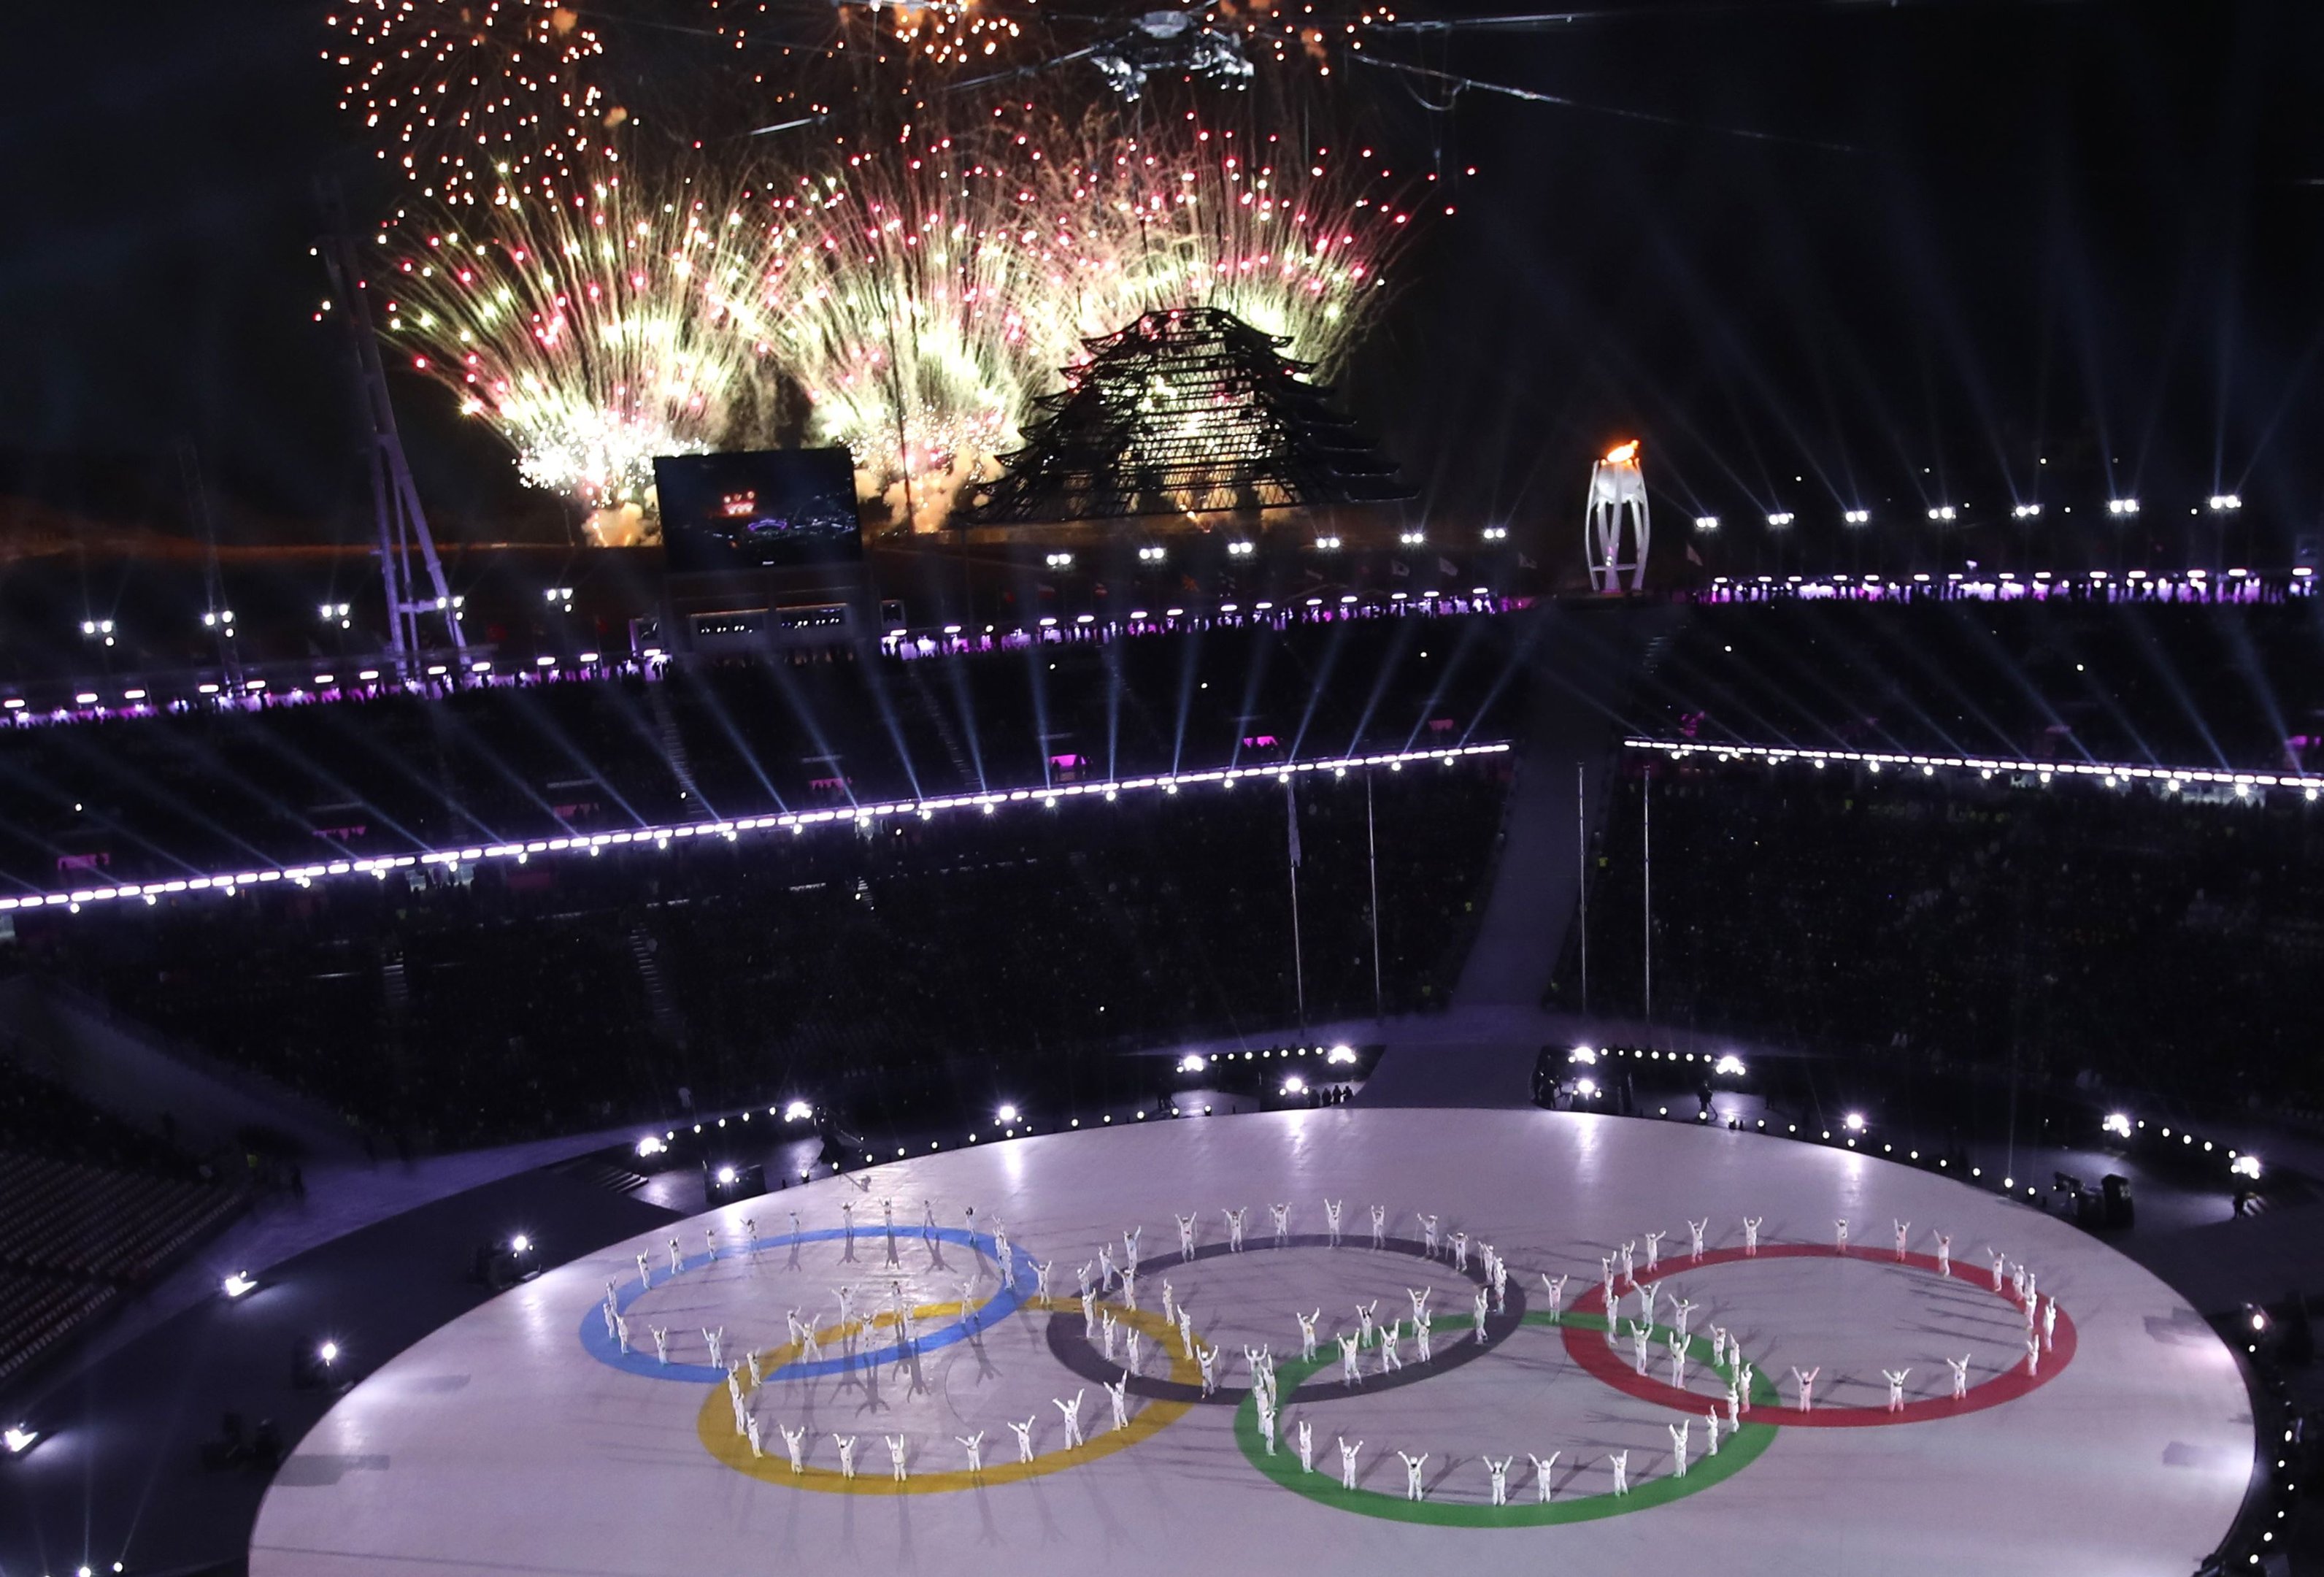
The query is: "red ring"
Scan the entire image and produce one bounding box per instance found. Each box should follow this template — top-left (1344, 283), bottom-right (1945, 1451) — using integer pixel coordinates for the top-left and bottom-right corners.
top-left (1562, 1243), bottom-right (2077, 1427)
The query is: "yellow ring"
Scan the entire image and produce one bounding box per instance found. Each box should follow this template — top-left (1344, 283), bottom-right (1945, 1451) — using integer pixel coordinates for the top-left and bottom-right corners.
top-left (699, 1296), bottom-right (1200, 1494)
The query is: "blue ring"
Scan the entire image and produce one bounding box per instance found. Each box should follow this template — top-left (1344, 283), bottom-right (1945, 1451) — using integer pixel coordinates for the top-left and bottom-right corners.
top-left (577, 1226), bottom-right (1035, 1383)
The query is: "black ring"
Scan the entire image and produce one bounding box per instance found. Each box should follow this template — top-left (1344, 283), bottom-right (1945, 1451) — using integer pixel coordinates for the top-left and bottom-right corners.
top-left (1042, 1232), bottom-right (1529, 1404)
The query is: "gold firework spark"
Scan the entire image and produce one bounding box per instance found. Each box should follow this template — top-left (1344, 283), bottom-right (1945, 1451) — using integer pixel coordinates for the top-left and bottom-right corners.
top-left (326, 0), bottom-right (617, 212)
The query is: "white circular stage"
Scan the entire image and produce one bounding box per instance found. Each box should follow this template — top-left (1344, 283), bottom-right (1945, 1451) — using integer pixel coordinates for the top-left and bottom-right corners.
top-left (250, 1109), bottom-right (2252, 1576)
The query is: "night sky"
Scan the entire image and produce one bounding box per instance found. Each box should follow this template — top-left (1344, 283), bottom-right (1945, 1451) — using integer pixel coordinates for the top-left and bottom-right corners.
top-left (1, 1), bottom-right (2320, 545)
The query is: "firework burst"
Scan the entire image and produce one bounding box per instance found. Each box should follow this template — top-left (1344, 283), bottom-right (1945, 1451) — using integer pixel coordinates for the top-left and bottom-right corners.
top-left (326, 0), bottom-right (617, 212)
top-left (382, 174), bottom-right (777, 524)
top-left (379, 105), bottom-right (1420, 533)
top-left (753, 108), bottom-right (1417, 529)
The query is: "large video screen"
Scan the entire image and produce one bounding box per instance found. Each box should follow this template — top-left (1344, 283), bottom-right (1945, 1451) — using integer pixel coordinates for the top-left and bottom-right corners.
top-left (654, 448), bottom-right (864, 574)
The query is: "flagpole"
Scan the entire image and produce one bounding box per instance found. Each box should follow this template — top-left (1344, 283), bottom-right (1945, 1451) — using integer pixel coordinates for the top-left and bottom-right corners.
top-left (1642, 770), bottom-right (1653, 1023)
top-left (1367, 769), bottom-right (1383, 1020)
top-left (1287, 778), bottom-right (1307, 1027)
top-left (1577, 759), bottom-right (1588, 1015)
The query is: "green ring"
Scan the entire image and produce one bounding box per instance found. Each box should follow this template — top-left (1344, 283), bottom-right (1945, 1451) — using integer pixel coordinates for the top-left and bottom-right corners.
top-left (1234, 1311), bottom-right (1782, 1525)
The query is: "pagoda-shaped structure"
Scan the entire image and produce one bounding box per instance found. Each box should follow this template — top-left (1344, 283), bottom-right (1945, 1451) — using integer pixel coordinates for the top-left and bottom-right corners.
top-left (962, 307), bottom-right (1413, 525)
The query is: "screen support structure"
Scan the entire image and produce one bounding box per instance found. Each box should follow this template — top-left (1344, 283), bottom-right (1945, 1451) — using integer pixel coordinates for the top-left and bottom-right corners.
top-left (318, 187), bottom-right (466, 678)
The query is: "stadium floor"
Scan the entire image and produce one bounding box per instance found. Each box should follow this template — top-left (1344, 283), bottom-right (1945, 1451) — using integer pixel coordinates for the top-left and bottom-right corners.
top-left (250, 1107), bottom-right (2251, 1576)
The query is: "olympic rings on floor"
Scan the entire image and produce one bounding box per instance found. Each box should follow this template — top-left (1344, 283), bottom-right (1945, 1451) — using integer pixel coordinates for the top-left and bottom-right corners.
top-left (579, 1226), bottom-right (1032, 1383)
top-left (1235, 1311), bottom-right (1784, 1524)
top-left (1044, 1232), bottom-right (1520, 1405)
top-left (1561, 1243), bottom-right (2077, 1426)
top-left (699, 1297), bottom-right (1202, 1494)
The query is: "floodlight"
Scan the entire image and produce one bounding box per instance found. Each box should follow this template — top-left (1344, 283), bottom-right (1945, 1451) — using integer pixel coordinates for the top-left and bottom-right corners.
top-left (996, 1103), bottom-right (1020, 1124)
top-left (223, 1271), bottom-right (258, 1299)
top-left (1325, 1045), bottom-right (1358, 1066)
top-left (783, 1100), bottom-right (815, 1123)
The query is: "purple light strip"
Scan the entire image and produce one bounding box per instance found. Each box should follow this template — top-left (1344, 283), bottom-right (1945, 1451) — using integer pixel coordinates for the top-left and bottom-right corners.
top-left (1689, 568), bottom-right (2314, 603)
top-left (2, 743), bottom-right (1512, 917)
top-left (0, 596), bottom-right (1522, 732)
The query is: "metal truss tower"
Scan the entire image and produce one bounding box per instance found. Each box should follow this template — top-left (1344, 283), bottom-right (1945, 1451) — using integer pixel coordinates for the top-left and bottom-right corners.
top-left (318, 191), bottom-right (466, 675)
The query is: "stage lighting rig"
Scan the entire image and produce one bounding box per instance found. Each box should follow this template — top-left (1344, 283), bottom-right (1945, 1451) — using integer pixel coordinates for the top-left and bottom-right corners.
top-left (1090, 11), bottom-right (1255, 101)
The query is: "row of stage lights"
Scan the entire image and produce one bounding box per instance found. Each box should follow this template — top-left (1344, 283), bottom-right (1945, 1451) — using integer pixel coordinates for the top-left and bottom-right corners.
top-left (10, 593), bottom-right (1517, 726)
top-left (6, 651), bottom-right (617, 718)
top-left (1626, 739), bottom-right (2320, 802)
top-left (918, 588), bottom-right (1506, 642)
top-left (1565, 1048), bottom-right (2266, 1194)
top-left (1044, 528), bottom-right (1509, 567)
top-left (2098, 1112), bottom-right (2263, 1183)
top-left (644, 1048), bottom-right (1370, 1175)
top-left (1693, 493), bottom-right (2247, 532)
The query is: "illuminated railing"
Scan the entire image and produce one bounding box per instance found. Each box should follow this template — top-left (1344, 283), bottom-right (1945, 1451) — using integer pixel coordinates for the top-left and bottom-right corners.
top-left (0, 743), bottom-right (1513, 918)
top-left (1625, 738), bottom-right (2315, 797)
